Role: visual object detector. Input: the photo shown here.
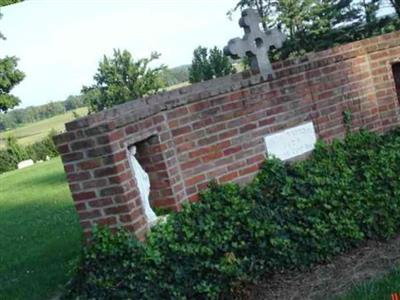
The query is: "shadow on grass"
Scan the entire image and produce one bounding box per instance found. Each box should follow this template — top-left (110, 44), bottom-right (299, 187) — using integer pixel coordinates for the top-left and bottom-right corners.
top-left (0, 200), bottom-right (82, 300)
top-left (3, 168), bottom-right (68, 189)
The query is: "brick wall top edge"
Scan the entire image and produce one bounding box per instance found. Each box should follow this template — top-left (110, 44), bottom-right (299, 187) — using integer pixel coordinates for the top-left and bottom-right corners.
top-left (61, 30), bottom-right (400, 134)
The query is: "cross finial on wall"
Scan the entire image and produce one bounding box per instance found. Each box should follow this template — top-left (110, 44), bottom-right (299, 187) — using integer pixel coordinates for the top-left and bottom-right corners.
top-left (224, 9), bottom-right (286, 78)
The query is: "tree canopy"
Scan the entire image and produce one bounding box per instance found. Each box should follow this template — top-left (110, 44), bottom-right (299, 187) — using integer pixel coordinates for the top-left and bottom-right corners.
top-left (0, 57), bottom-right (25, 112)
top-left (0, 10), bottom-right (25, 113)
top-left (82, 49), bottom-right (166, 113)
top-left (231, 0), bottom-right (400, 60)
top-left (0, 0), bottom-right (23, 7)
top-left (189, 46), bottom-right (236, 83)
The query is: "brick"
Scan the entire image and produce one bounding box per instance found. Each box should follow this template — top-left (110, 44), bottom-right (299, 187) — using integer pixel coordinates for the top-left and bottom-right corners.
top-left (219, 129), bottom-right (238, 139)
top-left (153, 114), bottom-right (165, 124)
top-left (109, 171), bottom-right (131, 184)
top-left (259, 117), bottom-right (275, 127)
top-left (239, 164), bottom-right (260, 176)
top-left (53, 132), bottom-right (75, 145)
top-left (197, 182), bottom-right (209, 190)
top-left (125, 124), bottom-right (139, 134)
top-left (198, 135), bottom-right (218, 146)
top-left (73, 191), bottom-right (96, 202)
top-left (83, 179), bottom-right (107, 189)
top-left (67, 172), bottom-right (91, 182)
top-left (220, 171), bottom-right (239, 183)
top-left (79, 209), bottom-right (102, 220)
top-left (119, 209), bottom-right (143, 223)
top-left (189, 101), bottom-right (210, 112)
top-left (71, 139), bottom-right (95, 151)
top-left (87, 145), bottom-right (117, 158)
top-left (78, 159), bottom-right (102, 170)
top-left (103, 151), bottom-right (127, 165)
top-left (223, 146), bottom-right (242, 156)
top-left (104, 203), bottom-right (135, 215)
top-left (96, 217), bottom-right (118, 226)
top-left (64, 164), bottom-right (74, 173)
top-left (75, 202), bottom-right (86, 212)
top-left (62, 152), bottom-right (83, 163)
top-left (88, 197), bottom-right (113, 208)
top-left (58, 144), bottom-right (70, 154)
top-left (202, 152), bottom-right (223, 163)
top-left (172, 126), bottom-right (191, 137)
top-left (66, 118), bottom-right (91, 131)
top-left (109, 130), bottom-right (124, 142)
top-left (185, 174), bottom-right (205, 186)
top-left (69, 183), bottom-right (81, 192)
top-left (84, 122), bottom-right (115, 136)
top-left (94, 163), bottom-right (125, 178)
top-left (167, 107), bottom-right (189, 119)
top-left (100, 186), bottom-right (125, 197)
top-left (247, 154), bottom-right (266, 165)
top-left (188, 194), bottom-right (199, 202)
top-left (114, 190), bottom-right (139, 204)
top-left (181, 159), bottom-right (201, 171)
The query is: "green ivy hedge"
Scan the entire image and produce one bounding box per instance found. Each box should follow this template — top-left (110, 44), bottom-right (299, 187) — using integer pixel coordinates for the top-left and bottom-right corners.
top-left (65, 129), bottom-right (400, 299)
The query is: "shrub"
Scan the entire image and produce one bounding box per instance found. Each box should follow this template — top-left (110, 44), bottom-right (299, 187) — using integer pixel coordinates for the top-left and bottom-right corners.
top-left (65, 129), bottom-right (400, 299)
top-left (0, 135), bottom-right (28, 173)
top-left (0, 130), bottom-right (59, 174)
top-left (26, 129), bottom-right (59, 161)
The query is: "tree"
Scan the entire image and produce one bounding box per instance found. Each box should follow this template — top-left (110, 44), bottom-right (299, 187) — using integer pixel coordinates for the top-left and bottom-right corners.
top-left (64, 94), bottom-right (85, 111)
top-left (0, 0), bottom-right (23, 7)
top-left (0, 56), bottom-right (25, 112)
top-left (82, 50), bottom-right (166, 113)
top-left (388, 0), bottom-right (400, 18)
top-left (231, 0), bottom-right (365, 59)
top-left (361, 0), bottom-right (380, 25)
top-left (159, 65), bottom-right (189, 87)
top-left (0, 10), bottom-right (25, 113)
top-left (229, 0), bottom-right (276, 30)
top-left (189, 46), bottom-right (235, 83)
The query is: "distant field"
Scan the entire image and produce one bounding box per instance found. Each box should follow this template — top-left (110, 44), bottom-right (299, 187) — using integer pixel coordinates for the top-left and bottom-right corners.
top-left (0, 158), bottom-right (81, 299)
top-left (0, 107), bottom-right (88, 148)
top-left (166, 81), bottom-right (190, 91)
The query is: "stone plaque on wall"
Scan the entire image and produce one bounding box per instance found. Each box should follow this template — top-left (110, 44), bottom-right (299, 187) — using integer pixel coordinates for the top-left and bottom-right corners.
top-left (264, 122), bottom-right (317, 161)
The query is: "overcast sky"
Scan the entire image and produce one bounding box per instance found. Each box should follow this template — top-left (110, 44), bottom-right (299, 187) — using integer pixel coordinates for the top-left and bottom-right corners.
top-left (0, 0), bottom-right (241, 108)
top-left (0, 0), bottom-right (395, 108)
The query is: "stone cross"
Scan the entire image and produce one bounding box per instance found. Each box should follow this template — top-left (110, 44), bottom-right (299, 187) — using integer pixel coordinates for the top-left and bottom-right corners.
top-left (224, 9), bottom-right (286, 78)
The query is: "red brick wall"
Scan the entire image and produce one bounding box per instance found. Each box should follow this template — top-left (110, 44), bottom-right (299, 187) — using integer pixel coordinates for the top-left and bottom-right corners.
top-left (54, 31), bottom-right (400, 238)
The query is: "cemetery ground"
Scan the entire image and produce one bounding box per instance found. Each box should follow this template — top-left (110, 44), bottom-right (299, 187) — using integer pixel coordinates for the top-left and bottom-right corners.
top-left (0, 107), bottom-right (88, 148)
top-left (0, 158), bottom-right (81, 300)
top-left (0, 150), bottom-right (400, 299)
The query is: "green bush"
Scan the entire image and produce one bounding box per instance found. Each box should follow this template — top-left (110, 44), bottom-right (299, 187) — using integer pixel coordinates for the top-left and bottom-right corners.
top-left (25, 129), bottom-right (59, 162)
top-left (65, 129), bottom-right (400, 299)
top-left (0, 130), bottom-right (59, 174)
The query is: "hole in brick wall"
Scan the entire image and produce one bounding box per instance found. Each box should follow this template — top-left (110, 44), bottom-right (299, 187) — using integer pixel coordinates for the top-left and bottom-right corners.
top-left (129, 135), bottom-right (174, 212)
top-left (392, 62), bottom-right (400, 103)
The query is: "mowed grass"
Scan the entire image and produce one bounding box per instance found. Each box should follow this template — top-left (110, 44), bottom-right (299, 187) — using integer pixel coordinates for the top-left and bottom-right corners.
top-left (0, 158), bottom-right (81, 300)
top-left (0, 107), bottom-right (88, 148)
top-left (335, 268), bottom-right (400, 300)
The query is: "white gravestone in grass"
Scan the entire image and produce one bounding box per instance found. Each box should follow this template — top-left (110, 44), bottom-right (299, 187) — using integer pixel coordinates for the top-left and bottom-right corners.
top-left (17, 159), bottom-right (34, 169)
top-left (264, 122), bottom-right (317, 161)
top-left (128, 146), bottom-right (158, 226)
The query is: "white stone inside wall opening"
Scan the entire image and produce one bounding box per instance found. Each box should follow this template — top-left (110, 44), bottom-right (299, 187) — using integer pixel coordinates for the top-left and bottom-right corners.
top-left (127, 144), bottom-right (168, 228)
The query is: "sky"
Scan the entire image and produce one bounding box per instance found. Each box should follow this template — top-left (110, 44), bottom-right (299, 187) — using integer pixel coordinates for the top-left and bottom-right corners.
top-left (0, 0), bottom-right (395, 108)
top-left (0, 0), bottom-right (241, 108)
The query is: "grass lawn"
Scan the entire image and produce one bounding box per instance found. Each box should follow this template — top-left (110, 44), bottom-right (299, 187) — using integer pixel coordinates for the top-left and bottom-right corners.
top-left (0, 107), bottom-right (88, 148)
top-left (0, 158), bottom-right (81, 300)
top-left (336, 267), bottom-right (400, 300)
